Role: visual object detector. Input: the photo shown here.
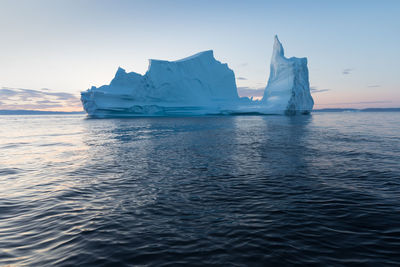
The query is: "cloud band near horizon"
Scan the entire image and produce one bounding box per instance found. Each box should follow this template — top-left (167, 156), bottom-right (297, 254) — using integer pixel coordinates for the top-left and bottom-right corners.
top-left (0, 87), bottom-right (82, 111)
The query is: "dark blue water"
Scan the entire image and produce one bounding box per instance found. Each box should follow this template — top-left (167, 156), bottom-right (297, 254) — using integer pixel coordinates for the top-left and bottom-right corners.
top-left (1, 113), bottom-right (400, 266)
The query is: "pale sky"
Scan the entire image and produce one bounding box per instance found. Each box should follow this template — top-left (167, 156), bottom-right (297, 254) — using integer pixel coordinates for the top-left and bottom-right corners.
top-left (0, 0), bottom-right (399, 111)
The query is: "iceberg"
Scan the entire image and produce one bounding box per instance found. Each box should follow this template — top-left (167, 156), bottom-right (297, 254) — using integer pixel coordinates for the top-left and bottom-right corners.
top-left (81, 36), bottom-right (313, 117)
top-left (261, 35), bottom-right (314, 114)
top-left (81, 51), bottom-right (242, 117)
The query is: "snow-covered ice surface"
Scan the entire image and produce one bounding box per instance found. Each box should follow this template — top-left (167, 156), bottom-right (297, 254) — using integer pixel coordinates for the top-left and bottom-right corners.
top-left (81, 36), bottom-right (313, 117)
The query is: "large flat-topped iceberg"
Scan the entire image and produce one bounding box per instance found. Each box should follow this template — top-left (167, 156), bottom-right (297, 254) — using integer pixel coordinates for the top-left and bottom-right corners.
top-left (81, 50), bottom-right (240, 116)
top-left (81, 36), bottom-right (313, 117)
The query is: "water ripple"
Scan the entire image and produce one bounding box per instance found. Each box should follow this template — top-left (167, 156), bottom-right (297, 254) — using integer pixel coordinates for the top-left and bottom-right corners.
top-left (1, 113), bottom-right (400, 265)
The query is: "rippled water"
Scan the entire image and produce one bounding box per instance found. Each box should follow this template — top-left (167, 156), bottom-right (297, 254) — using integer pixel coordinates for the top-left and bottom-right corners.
top-left (1, 113), bottom-right (400, 266)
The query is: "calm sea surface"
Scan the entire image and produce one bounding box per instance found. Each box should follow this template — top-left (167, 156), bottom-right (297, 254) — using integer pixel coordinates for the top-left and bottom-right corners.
top-left (1, 113), bottom-right (400, 266)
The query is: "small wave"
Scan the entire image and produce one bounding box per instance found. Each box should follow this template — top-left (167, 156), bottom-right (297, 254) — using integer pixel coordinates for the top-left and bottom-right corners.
top-left (0, 168), bottom-right (20, 176)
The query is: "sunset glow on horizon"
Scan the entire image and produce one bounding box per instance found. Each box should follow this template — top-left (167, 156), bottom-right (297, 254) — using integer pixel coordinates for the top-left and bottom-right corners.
top-left (0, 0), bottom-right (399, 111)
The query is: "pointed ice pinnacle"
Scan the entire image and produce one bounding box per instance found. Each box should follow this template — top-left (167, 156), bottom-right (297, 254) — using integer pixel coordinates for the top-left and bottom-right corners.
top-left (262, 35), bottom-right (314, 114)
top-left (272, 35), bottom-right (284, 59)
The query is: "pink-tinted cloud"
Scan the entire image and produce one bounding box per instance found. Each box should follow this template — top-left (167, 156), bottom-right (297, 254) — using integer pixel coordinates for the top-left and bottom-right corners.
top-left (0, 87), bottom-right (82, 111)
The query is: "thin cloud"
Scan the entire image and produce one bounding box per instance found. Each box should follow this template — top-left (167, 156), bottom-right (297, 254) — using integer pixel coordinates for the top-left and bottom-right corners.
top-left (310, 86), bottom-right (331, 94)
top-left (36, 100), bottom-right (62, 104)
top-left (47, 92), bottom-right (78, 100)
top-left (0, 87), bottom-right (82, 111)
top-left (237, 87), bottom-right (264, 97)
top-left (353, 101), bottom-right (392, 104)
top-left (367, 85), bottom-right (380, 88)
top-left (312, 89), bottom-right (331, 93)
top-left (236, 77), bottom-right (247, 80)
top-left (1, 87), bottom-right (78, 101)
top-left (319, 101), bottom-right (392, 106)
top-left (342, 68), bottom-right (354, 75)
top-left (0, 88), bottom-right (19, 97)
top-left (1, 103), bottom-right (65, 109)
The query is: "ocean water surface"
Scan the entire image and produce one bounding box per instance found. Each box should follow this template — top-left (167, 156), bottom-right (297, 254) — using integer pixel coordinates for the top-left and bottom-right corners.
top-left (1, 112), bottom-right (400, 266)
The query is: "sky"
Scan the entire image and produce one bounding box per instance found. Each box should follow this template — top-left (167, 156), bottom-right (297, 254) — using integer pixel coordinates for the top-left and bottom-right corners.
top-left (0, 0), bottom-right (399, 111)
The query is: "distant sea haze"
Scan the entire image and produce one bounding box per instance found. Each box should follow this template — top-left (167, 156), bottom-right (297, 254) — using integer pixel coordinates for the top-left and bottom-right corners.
top-left (1, 112), bottom-right (400, 265)
top-left (0, 108), bottom-right (399, 115)
top-left (0, 110), bottom-right (85, 115)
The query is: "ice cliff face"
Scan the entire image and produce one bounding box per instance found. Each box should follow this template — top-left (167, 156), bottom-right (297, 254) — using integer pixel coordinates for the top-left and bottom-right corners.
top-left (261, 36), bottom-right (314, 114)
top-left (81, 50), bottom-right (240, 116)
top-left (81, 36), bottom-right (313, 117)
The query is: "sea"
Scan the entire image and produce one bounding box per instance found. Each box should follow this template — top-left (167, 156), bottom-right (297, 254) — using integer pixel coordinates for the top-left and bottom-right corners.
top-left (1, 112), bottom-right (399, 266)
